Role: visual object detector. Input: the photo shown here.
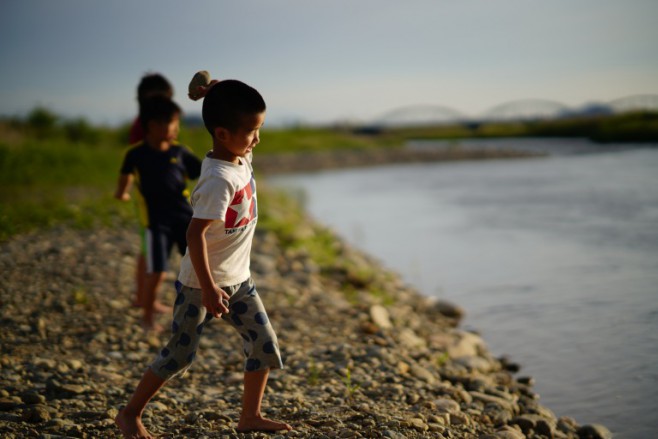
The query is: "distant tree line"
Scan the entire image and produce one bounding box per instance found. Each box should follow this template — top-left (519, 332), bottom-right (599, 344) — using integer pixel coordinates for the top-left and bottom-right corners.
top-left (4, 106), bottom-right (658, 147)
top-left (372, 111), bottom-right (658, 143)
top-left (0, 107), bottom-right (131, 146)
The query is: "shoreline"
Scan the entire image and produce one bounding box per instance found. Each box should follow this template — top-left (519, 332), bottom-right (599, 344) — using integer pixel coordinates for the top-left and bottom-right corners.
top-left (253, 146), bottom-right (543, 175)
top-left (0, 191), bottom-right (612, 438)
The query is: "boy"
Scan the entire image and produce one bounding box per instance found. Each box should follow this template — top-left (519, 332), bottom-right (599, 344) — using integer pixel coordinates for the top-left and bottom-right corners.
top-left (128, 73), bottom-right (175, 312)
top-left (115, 96), bottom-right (201, 332)
top-left (115, 79), bottom-right (292, 438)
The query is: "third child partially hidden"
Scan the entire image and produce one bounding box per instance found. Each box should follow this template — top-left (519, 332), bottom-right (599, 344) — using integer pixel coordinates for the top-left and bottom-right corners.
top-left (116, 78), bottom-right (292, 438)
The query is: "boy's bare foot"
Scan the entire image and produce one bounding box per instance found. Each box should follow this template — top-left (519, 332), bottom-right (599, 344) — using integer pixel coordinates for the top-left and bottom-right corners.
top-left (131, 300), bottom-right (170, 314)
top-left (115, 408), bottom-right (153, 439)
top-left (141, 320), bottom-right (164, 335)
top-left (153, 301), bottom-right (172, 314)
top-left (237, 415), bottom-right (292, 433)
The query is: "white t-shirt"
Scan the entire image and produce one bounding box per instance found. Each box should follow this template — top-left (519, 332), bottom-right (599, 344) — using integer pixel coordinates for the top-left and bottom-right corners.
top-left (178, 154), bottom-right (258, 288)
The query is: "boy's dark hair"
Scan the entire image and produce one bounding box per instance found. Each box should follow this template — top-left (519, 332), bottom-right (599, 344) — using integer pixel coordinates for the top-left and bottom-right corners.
top-left (137, 73), bottom-right (173, 104)
top-left (202, 79), bottom-right (266, 135)
top-left (139, 96), bottom-right (181, 131)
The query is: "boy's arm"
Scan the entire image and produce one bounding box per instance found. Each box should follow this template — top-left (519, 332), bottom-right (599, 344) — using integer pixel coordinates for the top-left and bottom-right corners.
top-left (114, 173), bottom-right (133, 201)
top-left (186, 217), bottom-right (231, 317)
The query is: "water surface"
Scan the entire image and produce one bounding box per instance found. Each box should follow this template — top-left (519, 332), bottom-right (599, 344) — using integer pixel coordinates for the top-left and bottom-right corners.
top-left (269, 141), bottom-right (658, 438)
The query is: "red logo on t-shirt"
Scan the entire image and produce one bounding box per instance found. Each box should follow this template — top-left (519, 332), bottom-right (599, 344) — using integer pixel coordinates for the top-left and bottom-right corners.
top-left (225, 179), bottom-right (256, 229)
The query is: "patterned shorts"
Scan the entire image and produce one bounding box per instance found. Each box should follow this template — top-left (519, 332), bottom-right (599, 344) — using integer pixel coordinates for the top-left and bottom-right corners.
top-left (150, 278), bottom-right (283, 381)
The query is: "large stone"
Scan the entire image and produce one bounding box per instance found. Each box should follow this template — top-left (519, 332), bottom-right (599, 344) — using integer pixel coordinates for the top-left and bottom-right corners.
top-left (494, 425), bottom-right (526, 439)
top-left (470, 391), bottom-right (518, 414)
top-left (433, 398), bottom-right (461, 415)
top-left (20, 391), bottom-right (46, 405)
top-left (408, 417), bottom-right (429, 431)
top-left (0, 397), bottom-right (21, 411)
top-left (511, 414), bottom-right (556, 437)
top-left (369, 305), bottom-right (393, 329)
top-left (557, 416), bottom-right (579, 434)
top-left (453, 355), bottom-right (495, 373)
top-left (24, 405), bottom-right (51, 423)
top-left (448, 330), bottom-right (487, 358)
top-left (577, 424), bottom-right (613, 439)
top-left (409, 364), bottom-right (437, 383)
top-left (398, 328), bottom-right (427, 349)
top-left (432, 299), bottom-right (465, 320)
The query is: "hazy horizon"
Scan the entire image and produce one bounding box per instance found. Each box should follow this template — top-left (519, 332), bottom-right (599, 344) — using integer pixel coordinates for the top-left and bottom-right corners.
top-left (1, 1), bottom-right (657, 127)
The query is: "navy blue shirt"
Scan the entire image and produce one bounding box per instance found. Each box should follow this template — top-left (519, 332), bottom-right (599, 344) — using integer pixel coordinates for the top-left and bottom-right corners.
top-left (120, 142), bottom-right (202, 226)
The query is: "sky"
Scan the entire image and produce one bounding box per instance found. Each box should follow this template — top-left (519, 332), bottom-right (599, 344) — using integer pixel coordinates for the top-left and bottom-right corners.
top-left (1, 0), bottom-right (657, 127)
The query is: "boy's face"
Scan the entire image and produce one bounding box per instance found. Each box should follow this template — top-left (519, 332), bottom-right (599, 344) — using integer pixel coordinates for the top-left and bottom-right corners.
top-left (221, 112), bottom-right (265, 157)
top-left (148, 114), bottom-right (180, 143)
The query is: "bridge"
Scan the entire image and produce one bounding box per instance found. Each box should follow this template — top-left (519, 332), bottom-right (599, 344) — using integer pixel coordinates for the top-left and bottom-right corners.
top-left (373, 104), bottom-right (466, 127)
top-left (607, 94), bottom-right (658, 113)
top-left (369, 94), bottom-right (658, 127)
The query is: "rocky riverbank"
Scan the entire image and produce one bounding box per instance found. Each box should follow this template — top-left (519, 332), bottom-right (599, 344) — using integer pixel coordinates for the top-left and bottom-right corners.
top-left (1, 204), bottom-right (611, 438)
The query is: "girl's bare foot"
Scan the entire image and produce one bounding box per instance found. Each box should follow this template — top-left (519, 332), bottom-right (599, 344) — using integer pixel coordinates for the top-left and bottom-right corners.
top-left (115, 408), bottom-right (153, 439)
top-left (237, 415), bottom-right (292, 433)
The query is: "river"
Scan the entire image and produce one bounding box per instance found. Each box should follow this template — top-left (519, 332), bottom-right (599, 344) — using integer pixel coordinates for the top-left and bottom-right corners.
top-left (268, 139), bottom-right (658, 438)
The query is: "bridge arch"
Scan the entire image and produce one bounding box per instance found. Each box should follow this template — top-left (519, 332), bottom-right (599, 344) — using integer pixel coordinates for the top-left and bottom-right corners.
top-left (607, 94), bottom-right (658, 113)
top-left (372, 104), bottom-right (466, 127)
top-left (481, 98), bottom-right (570, 121)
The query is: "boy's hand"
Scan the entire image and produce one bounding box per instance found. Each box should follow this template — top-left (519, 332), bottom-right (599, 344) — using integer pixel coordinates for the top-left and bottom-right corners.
top-left (115, 174), bottom-right (133, 201)
top-left (188, 80), bottom-right (219, 101)
top-left (114, 191), bottom-right (130, 201)
top-left (202, 285), bottom-right (230, 318)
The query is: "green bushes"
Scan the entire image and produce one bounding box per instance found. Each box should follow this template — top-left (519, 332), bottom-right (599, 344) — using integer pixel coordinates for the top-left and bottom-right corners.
top-left (9, 107), bottom-right (119, 145)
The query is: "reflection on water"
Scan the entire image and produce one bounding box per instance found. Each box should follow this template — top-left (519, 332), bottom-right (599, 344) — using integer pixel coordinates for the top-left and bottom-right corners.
top-left (270, 142), bottom-right (658, 439)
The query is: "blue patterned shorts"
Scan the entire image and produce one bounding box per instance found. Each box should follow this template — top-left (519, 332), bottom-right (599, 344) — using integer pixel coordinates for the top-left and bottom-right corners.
top-left (150, 278), bottom-right (283, 381)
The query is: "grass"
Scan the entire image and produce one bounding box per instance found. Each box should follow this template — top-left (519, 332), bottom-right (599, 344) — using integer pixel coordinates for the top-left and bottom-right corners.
top-left (178, 124), bottom-right (401, 156)
top-left (306, 359), bottom-right (321, 386)
top-left (252, 126), bottom-right (400, 154)
top-left (0, 125), bottom-right (135, 240)
top-left (436, 351), bottom-right (450, 368)
top-left (340, 368), bottom-right (361, 400)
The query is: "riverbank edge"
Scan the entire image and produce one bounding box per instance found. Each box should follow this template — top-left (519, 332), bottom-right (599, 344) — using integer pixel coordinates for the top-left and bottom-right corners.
top-left (254, 145), bottom-right (543, 175)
